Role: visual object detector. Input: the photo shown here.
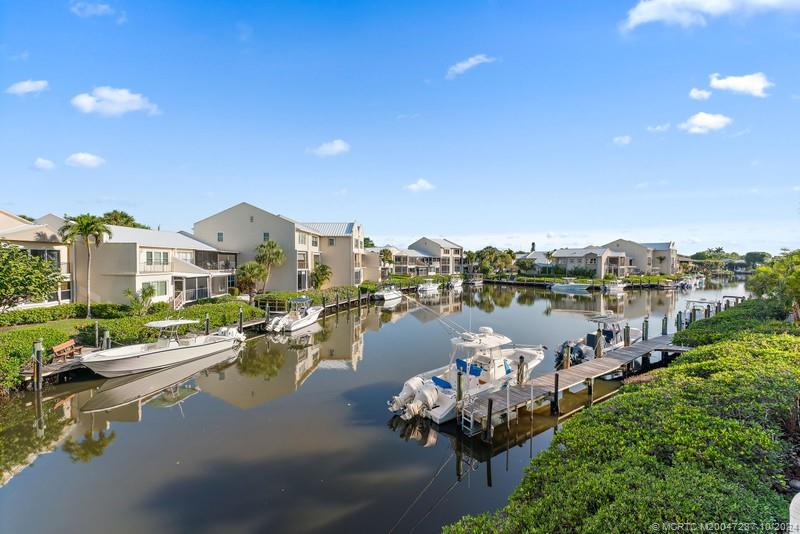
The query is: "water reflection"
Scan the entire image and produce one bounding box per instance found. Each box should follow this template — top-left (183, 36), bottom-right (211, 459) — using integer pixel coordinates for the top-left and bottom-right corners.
top-left (0, 280), bottom-right (747, 533)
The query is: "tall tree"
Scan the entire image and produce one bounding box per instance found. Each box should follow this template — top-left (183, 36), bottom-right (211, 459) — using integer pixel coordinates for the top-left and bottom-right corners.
top-left (100, 210), bottom-right (150, 229)
top-left (744, 251), bottom-right (771, 267)
top-left (59, 214), bottom-right (112, 318)
top-left (747, 249), bottom-right (800, 321)
top-left (379, 248), bottom-right (394, 266)
top-left (236, 261), bottom-right (267, 305)
top-left (363, 237), bottom-right (375, 248)
top-left (310, 263), bottom-right (332, 289)
top-left (17, 214), bottom-right (34, 222)
top-left (254, 240), bottom-right (286, 292)
top-left (0, 242), bottom-right (61, 311)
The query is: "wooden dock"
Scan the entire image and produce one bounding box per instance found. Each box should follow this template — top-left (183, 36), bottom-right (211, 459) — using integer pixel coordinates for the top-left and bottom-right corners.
top-left (462, 335), bottom-right (691, 441)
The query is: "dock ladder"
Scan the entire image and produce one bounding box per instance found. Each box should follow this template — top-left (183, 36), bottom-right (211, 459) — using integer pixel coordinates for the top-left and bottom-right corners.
top-left (459, 395), bottom-right (482, 437)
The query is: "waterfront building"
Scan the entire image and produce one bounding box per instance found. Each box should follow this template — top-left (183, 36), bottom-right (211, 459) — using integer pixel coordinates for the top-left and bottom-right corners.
top-left (407, 237), bottom-right (464, 275)
top-left (603, 239), bottom-right (679, 275)
top-left (550, 247), bottom-right (627, 278)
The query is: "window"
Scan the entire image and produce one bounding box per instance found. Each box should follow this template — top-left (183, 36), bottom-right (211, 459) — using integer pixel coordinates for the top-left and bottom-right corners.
top-left (145, 251), bottom-right (169, 265)
top-left (263, 232), bottom-right (270, 242)
top-left (328, 238), bottom-right (335, 246)
top-left (298, 251), bottom-right (308, 270)
top-left (217, 232), bottom-right (224, 242)
top-left (142, 280), bottom-right (167, 296)
top-left (250, 216), bottom-right (254, 223)
top-left (312, 235), bottom-right (318, 247)
top-left (297, 232), bottom-right (307, 245)
top-left (176, 251), bottom-right (192, 263)
top-left (442, 249), bottom-right (449, 255)
top-left (30, 249), bottom-right (61, 269)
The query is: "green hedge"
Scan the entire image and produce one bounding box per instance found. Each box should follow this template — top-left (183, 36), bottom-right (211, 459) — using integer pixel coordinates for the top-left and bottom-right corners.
top-left (447, 333), bottom-right (800, 533)
top-left (673, 299), bottom-right (796, 347)
top-left (75, 302), bottom-right (263, 346)
top-left (0, 302), bottom-right (136, 327)
top-left (255, 286), bottom-right (361, 306)
top-left (0, 327), bottom-right (71, 390)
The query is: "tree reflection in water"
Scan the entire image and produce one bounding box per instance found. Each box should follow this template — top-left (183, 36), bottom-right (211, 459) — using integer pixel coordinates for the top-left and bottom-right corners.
top-left (236, 344), bottom-right (284, 380)
top-left (62, 430), bottom-right (116, 463)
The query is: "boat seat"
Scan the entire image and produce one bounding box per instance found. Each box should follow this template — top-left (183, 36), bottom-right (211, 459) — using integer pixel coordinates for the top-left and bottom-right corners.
top-left (156, 338), bottom-right (171, 349)
top-left (603, 330), bottom-right (614, 343)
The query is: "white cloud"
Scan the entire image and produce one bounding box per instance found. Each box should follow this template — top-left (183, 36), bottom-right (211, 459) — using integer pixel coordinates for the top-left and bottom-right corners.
top-left (308, 139), bottom-right (350, 157)
top-left (33, 158), bottom-right (55, 171)
top-left (70, 2), bottom-right (113, 17)
top-left (71, 86), bottom-right (160, 117)
top-left (709, 72), bottom-right (773, 97)
top-left (646, 123), bottom-right (670, 132)
top-left (622, 0), bottom-right (800, 31)
top-left (445, 54), bottom-right (496, 80)
top-left (613, 135), bottom-right (632, 145)
top-left (635, 181), bottom-right (650, 189)
top-left (5, 80), bottom-right (48, 95)
top-left (689, 87), bottom-right (711, 100)
top-left (65, 152), bottom-right (105, 168)
top-left (404, 178), bottom-right (435, 193)
top-left (678, 112), bottom-right (733, 134)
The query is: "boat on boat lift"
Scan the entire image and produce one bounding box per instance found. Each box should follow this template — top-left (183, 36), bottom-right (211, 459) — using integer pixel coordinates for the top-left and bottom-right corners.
top-left (372, 284), bottom-right (403, 301)
top-left (447, 275), bottom-right (463, 289)
top-left (555, 314), bottom-right (642, 369)
top-left (265, 296), bottom-right (324, 332)
top-left (463, 273), bottom-right (483, 286)
top-left (417, 278), bottom-right (440, 295)
top-left (550, 277), bottom-right (591, 294)
top-left (80, 319), bottom-right (246, 378)
top-left (602, 280), bottom-right (626, 295)
top-left (388, 326), bottom-right (545, 424)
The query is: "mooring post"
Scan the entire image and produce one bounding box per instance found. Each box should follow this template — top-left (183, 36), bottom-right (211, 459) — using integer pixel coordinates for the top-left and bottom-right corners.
top-left (205, 313), bottom-right (210, 335)
top-left (33, 338), bottom-right (43, 392)
top-left (456, 371), bottom-right (463, 421)
top-left (94, 321), bottom-right (99, 348)
top-left (550, 372), bottom-right (560, 415)
top-left (715, 301), bottom-right (722, 314)
top-left (725, 299), bottom-right (730, 310)
top-left (238, 307), bottom-right (244, 333)
top-left (336, 291), bottom-right (340, 310)
top-left (517, 355), bottom-right (525, 385)
top-left (704, 305), bottom-right (711, 319)
top-left (484, 398), bottom-right (494, 442)
top-left (643, 351), bottom-right (651, 371)
top-left (103, 329), bottom-right (110, 350)
top-left (623, 324), bottom-right (631, 347)
top-left (642, 318), bottom-right (649, 341)
top-left (595, 327), bottom-right (603, 358)
top-left (676, 311), bottom-right (683, 331)
top-left (506, 386), bottom-right (511, 430)
top-left (322, 296), bottom-right (327, 317)
top-left (661, 316), bottom-right (668, 336)
top-left (586, 377), bottom-right (594, 405)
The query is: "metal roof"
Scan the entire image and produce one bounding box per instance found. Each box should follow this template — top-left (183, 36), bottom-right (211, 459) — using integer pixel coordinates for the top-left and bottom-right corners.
top-left (104, 225), bottom-right (220, 251)
top-left (551, 247), bottom-right (610, 258)
top-left (518, 251), bottom-right (551, 264)
top-left (640, 242), bottom-right (673, 250)
top-left (302, 222), bottom-right (355, 236)
top-left (419, 237), bottom-right (462, 249)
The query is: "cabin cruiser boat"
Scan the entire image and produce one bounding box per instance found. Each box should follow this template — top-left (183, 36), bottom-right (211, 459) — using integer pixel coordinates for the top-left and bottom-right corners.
top-left (417, 279), bottom-right (440, 295)
top-left (550, 278), bottom-right (591, 294)
top-left (80, 319), bottom-right (246, 378)
top-left (266, 296), bottom-right (324, 332)
top-left (266, 322), bottom-right (323, 345)
top-left (464, 274), bottom-right (483, 286)
top-left (388, 326), bottom-right (545, 424)
top-left (447, 275), bottom-right (463, 289)
top-left (372, 284), bottom-right (403, 301)
top-left (80, 348), bottom-right (240, 413)
top-left (555, 314), bottom-right (642, 369)
top-left (602, 280), bottom-right (625, 295)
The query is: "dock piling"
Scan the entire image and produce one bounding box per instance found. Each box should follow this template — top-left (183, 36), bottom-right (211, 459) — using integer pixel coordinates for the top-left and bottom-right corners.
top-left (102, 330), bottom-right (110, 350)
top-left (642, 318), bottom-right (649, 341)
top-left (94, 321), bottom-right (99, 348)
top-left (623, 324), bottom-right (631, 347)
top-left (456, 371), bottom-right (463, 421)
top-left (661, 316), bottom-right (668, 336)
top-left (550, 372), bottom-right (560, 415)
top-left (704, 305), bottom-right (711, 319)
top-left (676, 311), bottom-right (683, 331)
top-left (238, 307), bottom-right (243, 333)
top-left (204, 313), bottom-right (210, 335)
top-left (484, 398), bottom-right (494, 441)
top-left (33, 338), bottom-right (43, 392)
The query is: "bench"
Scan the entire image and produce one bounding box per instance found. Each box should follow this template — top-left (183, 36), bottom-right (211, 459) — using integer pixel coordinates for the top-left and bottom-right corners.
top-left (52, 339), bottom-right (83, 362)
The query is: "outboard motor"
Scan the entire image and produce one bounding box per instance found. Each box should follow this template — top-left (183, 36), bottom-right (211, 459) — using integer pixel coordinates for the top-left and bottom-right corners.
top-left (400, 383), bottom-right (439, 420)
top-left (388, 376), bottom-right (424, 413)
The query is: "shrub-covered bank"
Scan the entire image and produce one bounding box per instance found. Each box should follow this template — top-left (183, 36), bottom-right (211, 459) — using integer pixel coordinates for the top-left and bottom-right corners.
top-left (0, 301), bottom-right (262, 394)
top-left (448, 300), bottom-right (800, 533)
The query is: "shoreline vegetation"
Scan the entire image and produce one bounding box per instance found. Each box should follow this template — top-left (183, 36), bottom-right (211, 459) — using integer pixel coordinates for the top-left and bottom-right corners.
top-left (446, 298), bottom-right (800, 533)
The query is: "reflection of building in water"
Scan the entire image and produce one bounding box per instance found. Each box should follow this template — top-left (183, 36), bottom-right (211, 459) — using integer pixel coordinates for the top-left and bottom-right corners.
top-left (541, 288), bottom-right (677, 319)
top-left (197, 310), bottom-right (368, 409)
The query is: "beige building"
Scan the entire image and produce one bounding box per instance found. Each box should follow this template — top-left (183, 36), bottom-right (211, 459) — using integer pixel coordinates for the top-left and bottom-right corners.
top-left (550, 247), bottom-right (627, 277)
top-left (408, 237), bottom-right (464, 274)
top-left (603, 239), bottom-right (679, 275)
top-left (73, 225), bottom-right (236, 308)
top-left (0, 210), bottom-right (73, 308)
top-left (193, 202), bottom-right (372, 291)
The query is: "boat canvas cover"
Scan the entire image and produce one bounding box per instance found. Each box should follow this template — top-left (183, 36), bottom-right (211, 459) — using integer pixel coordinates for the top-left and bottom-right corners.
top-left (451, 331), bottom-right (512, 350)
top-left (145, 319), bottom-right (200, 328)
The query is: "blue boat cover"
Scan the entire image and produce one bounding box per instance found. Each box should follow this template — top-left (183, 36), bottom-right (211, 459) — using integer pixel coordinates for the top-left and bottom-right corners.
top-left (469, 363), bottom-right (482, 377)
top-left (456, 358), bottom-right (467, 373)
top-left (504, 359), bottom-right (512, 375)
top-left (432, 376), bottom-right (452, 389)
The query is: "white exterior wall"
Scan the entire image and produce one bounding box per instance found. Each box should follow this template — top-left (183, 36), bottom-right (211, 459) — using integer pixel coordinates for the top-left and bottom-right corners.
top-left (605, 239), bottom-right (652, 274)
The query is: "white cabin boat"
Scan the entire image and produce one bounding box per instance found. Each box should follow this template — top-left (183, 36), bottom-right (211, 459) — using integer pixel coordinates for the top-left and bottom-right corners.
top-left (464, 274), bottom-right (483, 286)
top-left (372, 284), bottom-right (403, 301)
top-left (388, 327), bottom-right (545, 424)
top-left (447, 275), bottom-right (463, 289)
top-left (266, 296), bottom-right (324, 332)
top-left (80, 319), bottom-right (246, 378)
top-left (551, 278), bottom-right (591, 294)
top-left (602, 280), bottom-right (626, 295)
top-left (417, 279), bottom-right (440, 295)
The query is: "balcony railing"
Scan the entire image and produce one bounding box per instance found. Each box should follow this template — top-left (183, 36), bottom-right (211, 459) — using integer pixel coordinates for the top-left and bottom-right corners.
top-left (140, 262), bottom-right (171, 273)
top-left (195, 260), bottom-right (236, 272)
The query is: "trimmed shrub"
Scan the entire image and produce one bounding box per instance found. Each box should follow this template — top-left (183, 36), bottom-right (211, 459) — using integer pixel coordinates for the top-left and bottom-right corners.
top-left (0, 327), bottom-right (71, 390)
top-left (228, 287), bottom-right (240, 297)
top-left (0, 302), bottom-right (133, 327)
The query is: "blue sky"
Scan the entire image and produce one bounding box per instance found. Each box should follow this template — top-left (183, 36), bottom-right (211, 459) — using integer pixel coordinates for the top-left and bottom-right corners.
top-left (1, 0), bottom-right (799, 253)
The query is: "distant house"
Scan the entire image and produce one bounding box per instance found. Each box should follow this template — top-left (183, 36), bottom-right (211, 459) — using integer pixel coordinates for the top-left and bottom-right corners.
top-left (603, 239), bottom-right (679, 275)
top-left (640, 242), bottom-right (679, 275)
top-left (550, 247), bottom-right (627, 278)
top-left (72, 225), bottom-right (237, 308)
top-left (515, 242), bottom-right (552, 274)
top-left (407, 237), bottom-right (464, 275)
top-left (0, 209), bottom-right (73, 308)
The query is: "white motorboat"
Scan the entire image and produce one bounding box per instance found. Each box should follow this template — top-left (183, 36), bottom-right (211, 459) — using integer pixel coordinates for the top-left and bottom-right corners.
top-left (550, 278), bottom-right (591, 294)
top-left (602, 280), bottom-right (626, 295)
top-left (447, 275), bottom-right (463, 289)
top-left (388, 326), bottom-right (545, 424)
top-left (417, 278), bottom-right (440, 295)
top-left (372, 284), bottom-right (403, 301)
top-left (555, 314), bottom-right (642, 369)
top-left (80, 319), bottom-right (246, 378)
top-left (266, 296), bottom-right (324, 332)
top-left (80, 348), bottom-right (240, 413)
top-left (464, 274), bottom-right (483, 286)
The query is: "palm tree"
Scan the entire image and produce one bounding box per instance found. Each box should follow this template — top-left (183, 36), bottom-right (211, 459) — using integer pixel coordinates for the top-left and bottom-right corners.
top-left (379, 248), bottom-right (394, 267)
top-left (101, 210), bottom-right (149, 229)
top-left (311, 263), bottom-right (332, 289)
top-left (254, 240), bottom-right (286, 292)
top-left (464, 251), bottom-right (477, 274)
top-left (59, 214), bottom-right (112, 319)
top-left (236, 261), bottom-right (267, 305)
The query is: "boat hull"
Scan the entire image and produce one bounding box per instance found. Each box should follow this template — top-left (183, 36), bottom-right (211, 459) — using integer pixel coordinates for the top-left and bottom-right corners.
top-left (82, 337), bottom-right (240, 378)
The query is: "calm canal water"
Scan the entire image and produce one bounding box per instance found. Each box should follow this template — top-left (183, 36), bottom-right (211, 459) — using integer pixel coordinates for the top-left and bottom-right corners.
top-left (0, 280), bottom-right (747, 533)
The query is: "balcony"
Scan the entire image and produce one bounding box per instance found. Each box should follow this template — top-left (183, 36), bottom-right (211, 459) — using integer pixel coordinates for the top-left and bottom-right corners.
top-left (194, 259), bottom-right (236, 272)
top-left (140, 262), bottom-right (171, 273)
